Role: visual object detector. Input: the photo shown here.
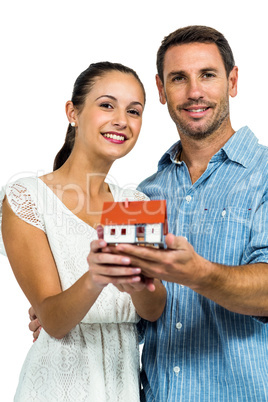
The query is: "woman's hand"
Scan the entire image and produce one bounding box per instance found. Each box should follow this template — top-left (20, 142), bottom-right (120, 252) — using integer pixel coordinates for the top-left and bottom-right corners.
top-left (87, 239), bottom-right (143, 290)
top-left (92, 225), bottom-right (155, 293)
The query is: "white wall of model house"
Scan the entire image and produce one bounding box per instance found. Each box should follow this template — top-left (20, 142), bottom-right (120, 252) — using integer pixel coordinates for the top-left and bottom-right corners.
top-left (104, 223), bottom-right (163, 244)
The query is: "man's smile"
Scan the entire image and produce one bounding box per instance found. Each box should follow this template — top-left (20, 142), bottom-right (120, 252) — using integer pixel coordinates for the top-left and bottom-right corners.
top-left (181, 105), bottom-right (212, 119)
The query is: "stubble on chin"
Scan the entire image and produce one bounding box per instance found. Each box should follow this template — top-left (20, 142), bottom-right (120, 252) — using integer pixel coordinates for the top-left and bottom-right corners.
top-left (175, 113), bottom-right (229, 140)
top-left (168, 97), bottom-right (230, 141)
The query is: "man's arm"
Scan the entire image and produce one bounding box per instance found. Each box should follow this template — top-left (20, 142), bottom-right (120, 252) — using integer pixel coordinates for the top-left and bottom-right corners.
top-left (114, 233), bottom-right (268, 317)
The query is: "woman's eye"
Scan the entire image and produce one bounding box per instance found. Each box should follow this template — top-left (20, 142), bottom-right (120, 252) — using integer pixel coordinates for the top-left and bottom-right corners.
top-left (128, 109), bottom-right (140, 116)
top-left (100, 103), bottom-right (113, 109)
top-left (129, 109), bottom-right (141, 116)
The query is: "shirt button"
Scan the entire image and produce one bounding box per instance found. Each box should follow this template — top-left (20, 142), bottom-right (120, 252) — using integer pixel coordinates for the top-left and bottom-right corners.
top-left (186, 195), bottom-right (192, 202)
top-left (176, 322), bottom-right (182, 330)
top-left (173, 366), bottom-right (180, 374)
top-left (222, 210), bottom-right (226, 217)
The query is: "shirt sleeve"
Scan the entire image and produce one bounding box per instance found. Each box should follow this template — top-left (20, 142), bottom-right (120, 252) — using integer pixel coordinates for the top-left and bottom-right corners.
top-left (240, 191), bottom-right (268, 323)
top-left (241, 191), bottom-right (268, 265)
top-left (0, 178), bottom-right (46, 256)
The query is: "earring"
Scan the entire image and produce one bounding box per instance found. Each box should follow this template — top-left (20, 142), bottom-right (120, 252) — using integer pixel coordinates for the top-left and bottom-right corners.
top-left (71, 122), bottom-right (76, 127)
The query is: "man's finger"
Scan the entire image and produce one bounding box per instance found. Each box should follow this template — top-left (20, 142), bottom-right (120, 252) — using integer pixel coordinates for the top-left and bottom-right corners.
top-left (144, 277), bottom-right (156, 292)
top-left (115, 243), bottom-right (164, 262)
top-left (165, 233), bottom-right (188, 250)
top-left (29, 318), bottom-right (41, 333)
top-left (33, 326), bottom-right (42, 341)
top-left (28, 306), bottom-right (36, 320)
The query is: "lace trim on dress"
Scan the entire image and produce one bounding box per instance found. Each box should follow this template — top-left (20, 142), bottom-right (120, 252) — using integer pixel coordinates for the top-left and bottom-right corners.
top-left (6, 182), bottom-right (45, 231)
top-left (0, 180), bottom-right (46, 256)
top-left (133, 189), bottom-right (150, 201)
top-left (108, 183), bottom-right (150, 203)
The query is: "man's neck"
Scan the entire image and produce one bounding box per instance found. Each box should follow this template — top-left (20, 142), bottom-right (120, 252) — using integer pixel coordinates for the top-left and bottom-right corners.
top-left (178, 121), bottom-right (235, 184)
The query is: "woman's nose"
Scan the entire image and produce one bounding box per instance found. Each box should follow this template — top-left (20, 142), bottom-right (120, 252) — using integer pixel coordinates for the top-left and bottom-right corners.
top-left (111, 109), bottom-right (127, 128)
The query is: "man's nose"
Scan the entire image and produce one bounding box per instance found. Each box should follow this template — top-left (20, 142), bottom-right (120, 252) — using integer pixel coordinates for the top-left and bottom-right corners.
top-left (187, 78), bottom-right (204, 101)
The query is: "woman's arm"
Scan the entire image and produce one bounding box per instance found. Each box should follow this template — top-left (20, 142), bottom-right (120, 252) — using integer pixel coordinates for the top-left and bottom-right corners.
top-left (2, 199), bottom-right (141, 339)
top-left (129, 279), bottom-right (167, 322)
top-left (2, 197), bottom-right (102, 339)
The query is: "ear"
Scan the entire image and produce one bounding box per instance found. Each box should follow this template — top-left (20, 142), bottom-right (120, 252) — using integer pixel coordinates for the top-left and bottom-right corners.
top-left (65, 101), bottom-right (77, 125)
top-left (156, 74), bottom-right (167, 105)
top-left (228, 66), bottom-right (238, 98)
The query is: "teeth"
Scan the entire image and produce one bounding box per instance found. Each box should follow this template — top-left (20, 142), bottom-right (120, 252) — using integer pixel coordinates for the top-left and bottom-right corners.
top-left (188, 108), bottom-right (207, 112)
top-left (103, 133), bottom-right (125, 141)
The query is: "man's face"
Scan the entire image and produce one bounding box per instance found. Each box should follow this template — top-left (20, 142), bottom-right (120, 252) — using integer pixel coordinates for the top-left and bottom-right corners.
top-left (156, 43), bottom-right (238, 140)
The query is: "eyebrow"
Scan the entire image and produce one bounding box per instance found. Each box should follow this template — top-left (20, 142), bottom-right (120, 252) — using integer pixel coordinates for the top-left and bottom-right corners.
top-left (95, 95), bottom-right (144, 108)
top-left (167, 68), bottom-right (219, 79)
top-left (95, 95), bottom-right (117, 101)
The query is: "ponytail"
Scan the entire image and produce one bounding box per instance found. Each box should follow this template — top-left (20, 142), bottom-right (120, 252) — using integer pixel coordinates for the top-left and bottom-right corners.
top-left (53, 124), bottom-right (75, 171)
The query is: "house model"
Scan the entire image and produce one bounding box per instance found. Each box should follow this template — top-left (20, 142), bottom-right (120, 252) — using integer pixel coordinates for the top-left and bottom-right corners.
top-left (100, 199), bottom-right (168, 248)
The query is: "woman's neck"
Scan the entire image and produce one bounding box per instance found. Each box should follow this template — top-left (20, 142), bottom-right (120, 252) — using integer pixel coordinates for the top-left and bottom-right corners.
top-left (53, 147), bottom-right (113, 197)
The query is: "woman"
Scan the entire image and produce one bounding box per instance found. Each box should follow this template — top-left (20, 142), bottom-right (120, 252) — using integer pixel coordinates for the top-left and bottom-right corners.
top-left (0, 62), bottom-right (166, 401)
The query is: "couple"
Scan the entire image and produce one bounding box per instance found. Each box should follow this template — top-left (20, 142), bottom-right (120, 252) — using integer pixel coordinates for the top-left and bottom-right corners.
top-left (1, 25), bottom-right (268, 401)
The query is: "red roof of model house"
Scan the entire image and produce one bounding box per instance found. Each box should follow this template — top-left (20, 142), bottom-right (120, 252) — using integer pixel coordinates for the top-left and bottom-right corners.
top-left (101, 199), bottom-right (168, 233)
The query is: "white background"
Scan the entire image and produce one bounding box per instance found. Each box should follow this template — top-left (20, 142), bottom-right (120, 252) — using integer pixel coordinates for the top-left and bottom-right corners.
top-left (0, 0), bottom-right (267, 399)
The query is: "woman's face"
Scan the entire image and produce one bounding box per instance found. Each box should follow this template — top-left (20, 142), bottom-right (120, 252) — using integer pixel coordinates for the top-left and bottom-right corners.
top-left (72, 71), bottom-right (145, 163)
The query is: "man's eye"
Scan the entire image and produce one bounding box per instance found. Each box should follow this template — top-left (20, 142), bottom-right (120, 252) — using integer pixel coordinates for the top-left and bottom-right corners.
top-left (172, 76), bottom-right (185, 82)
top-left (203, 73), bottom-right (215, 78)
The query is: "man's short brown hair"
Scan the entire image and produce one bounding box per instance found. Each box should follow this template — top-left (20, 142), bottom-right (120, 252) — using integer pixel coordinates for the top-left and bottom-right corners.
top-left (157, 25), bottom-right (235, 82)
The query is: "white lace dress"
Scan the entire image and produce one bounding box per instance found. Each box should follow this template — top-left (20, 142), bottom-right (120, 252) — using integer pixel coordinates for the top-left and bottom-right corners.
top-left (0, 176), bottom-right (148, 402)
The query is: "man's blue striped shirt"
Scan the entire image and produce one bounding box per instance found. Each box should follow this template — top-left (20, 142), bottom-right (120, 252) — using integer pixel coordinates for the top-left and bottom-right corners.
top-left (138, 127), bottom-right (268, 401)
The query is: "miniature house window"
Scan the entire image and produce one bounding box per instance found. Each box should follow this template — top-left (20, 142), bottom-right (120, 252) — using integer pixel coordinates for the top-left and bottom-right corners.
top-left (121, 228), bottom-right (126, 235)
top-left (136, 226), bottom-right (145, 235)
top-left (110, 228), bottom-right (116, 235)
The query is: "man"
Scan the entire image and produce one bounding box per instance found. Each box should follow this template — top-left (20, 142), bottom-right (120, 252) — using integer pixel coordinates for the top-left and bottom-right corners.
top-left (31, 26), bottom-right (268, 400)
top-left (93, 25), bottom-right (268, 400)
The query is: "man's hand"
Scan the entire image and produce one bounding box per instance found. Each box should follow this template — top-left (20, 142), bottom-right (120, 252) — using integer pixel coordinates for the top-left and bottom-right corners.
top-left (28, 306), bottom-right (42, 342)
top-left (113, 233), bottom-right (210, 289)
top-left (112, 233), bottom-right (268, 316)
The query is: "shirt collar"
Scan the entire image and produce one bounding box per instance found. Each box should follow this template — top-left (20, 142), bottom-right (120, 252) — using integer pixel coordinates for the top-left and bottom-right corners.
top-left (158, 126), bottom-right (258, 171)
top-left (221, 126), bottom-right (259, 168)
top-left (158, 141), bottom-right (182, 170)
